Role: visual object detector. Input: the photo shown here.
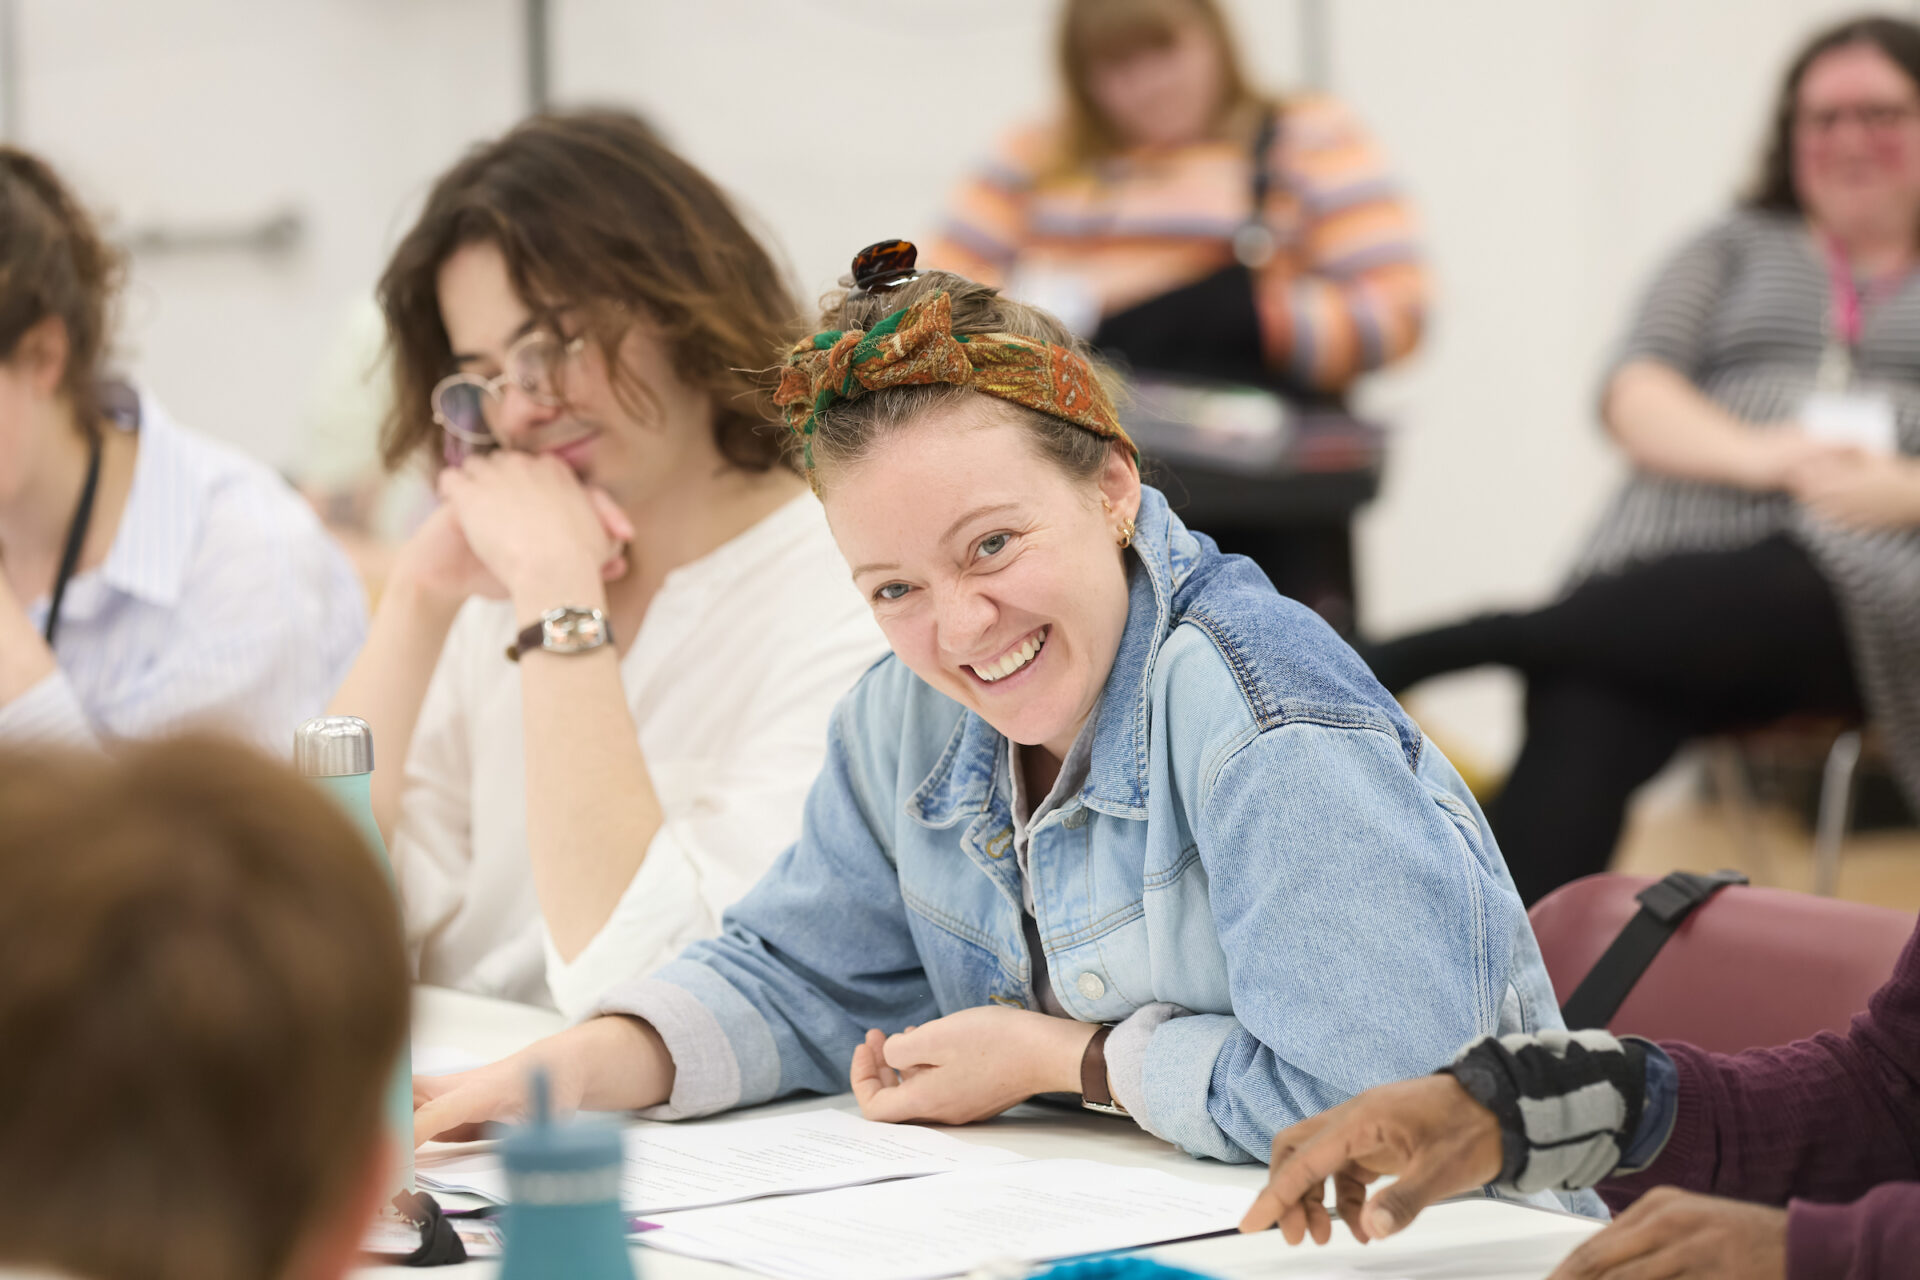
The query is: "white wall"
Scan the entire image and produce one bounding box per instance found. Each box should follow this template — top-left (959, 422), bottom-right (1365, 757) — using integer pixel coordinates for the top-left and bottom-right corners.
top-left (7, 0), bottom-right (1910, 757)
top-left (10, 0), bottom-right (524, 470)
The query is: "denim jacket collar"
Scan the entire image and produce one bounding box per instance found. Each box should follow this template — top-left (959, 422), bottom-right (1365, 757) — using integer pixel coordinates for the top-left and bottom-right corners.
top-left (907, 487), bottom-right (1196, 828)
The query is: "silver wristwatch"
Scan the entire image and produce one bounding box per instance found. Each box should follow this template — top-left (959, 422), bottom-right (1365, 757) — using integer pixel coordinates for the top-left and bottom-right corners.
top-left (505, 605), bottom-right (614, 662)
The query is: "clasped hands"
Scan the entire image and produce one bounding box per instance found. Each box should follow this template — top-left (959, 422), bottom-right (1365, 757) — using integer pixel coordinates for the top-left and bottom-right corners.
top-left (1238, 1075), bottom-right (1786, 1280)
top-left (850, 1005), bottom-right (1100, 1125)
top-left (400, 451), bottom-right (634, 610)
top-left (1764, 431), bottom-right (1920, 529)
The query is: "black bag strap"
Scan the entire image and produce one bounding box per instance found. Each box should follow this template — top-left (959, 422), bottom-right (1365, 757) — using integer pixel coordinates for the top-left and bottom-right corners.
top-left (1560, 869), bottom-right (1749, 1030)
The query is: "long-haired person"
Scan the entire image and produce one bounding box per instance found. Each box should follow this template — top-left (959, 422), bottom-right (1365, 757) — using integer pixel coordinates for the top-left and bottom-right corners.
top-left (411, 244), bottom-right (1597, 1219)
top-left (0, 147), bottom-right (364, 748)
top-left (328, 112), bottom-right (886, 1017)
top-left (1366, 16), bottom-right (1920, 903)
top-left (929, 0), bottom-right (1426, 617)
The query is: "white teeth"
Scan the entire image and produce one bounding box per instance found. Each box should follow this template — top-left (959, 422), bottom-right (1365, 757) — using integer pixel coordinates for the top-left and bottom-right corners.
top-left (972, 630), bottom-right (1046, 683)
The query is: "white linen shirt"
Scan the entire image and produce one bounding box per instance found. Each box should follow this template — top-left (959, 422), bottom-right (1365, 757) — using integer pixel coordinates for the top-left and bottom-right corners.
top-left (391, 491), bottom-right (888, 1017)
top-left (0, 389), bottom-right (367, 751)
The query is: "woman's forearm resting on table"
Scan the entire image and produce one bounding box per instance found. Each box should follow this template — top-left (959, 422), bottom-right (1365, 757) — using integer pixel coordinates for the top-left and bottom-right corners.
top-left (413, 1014), bottom-right (674, 1146)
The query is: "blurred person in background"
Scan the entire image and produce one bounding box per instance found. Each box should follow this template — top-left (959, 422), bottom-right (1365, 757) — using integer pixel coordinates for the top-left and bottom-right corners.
top-left (329, 111), bottom-right (887, 1018)
top-left (1366, 16), bottom-right (1920, 904)
top-left (929, 0), bottom-right (1426, 621)
top-left (0, 146), bottom-right (365, 750)
top-left (0, 736), bottom-right (408, 1280)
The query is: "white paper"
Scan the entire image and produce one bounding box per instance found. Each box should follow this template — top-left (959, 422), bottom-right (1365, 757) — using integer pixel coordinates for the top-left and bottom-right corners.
top-left (637, 1157), bottom-right (1251, 1280)
top-left (416, 1108), bottom-right (1023, 1214)
top-left (1802, 389), bottom-right (1899, 456)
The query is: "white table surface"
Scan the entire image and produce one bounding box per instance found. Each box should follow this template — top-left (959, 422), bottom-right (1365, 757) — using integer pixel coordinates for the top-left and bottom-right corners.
top-left (358, 986), bottom-right (1602, 1279)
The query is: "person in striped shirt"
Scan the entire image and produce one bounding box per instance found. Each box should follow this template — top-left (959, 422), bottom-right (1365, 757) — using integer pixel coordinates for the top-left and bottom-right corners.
top-left (926, 0), bottom-right (1424, 627)
top-left (927, 0), bottom-right (1427, 400)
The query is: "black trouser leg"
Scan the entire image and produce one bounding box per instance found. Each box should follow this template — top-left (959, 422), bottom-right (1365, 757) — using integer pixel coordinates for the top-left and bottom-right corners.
top-left (1372, 537), bottom-right (1865, 903)
top-left (1491, 679), bottom-right (1698, 905)
top-left (1364, 535), bottom-right (1862, 711)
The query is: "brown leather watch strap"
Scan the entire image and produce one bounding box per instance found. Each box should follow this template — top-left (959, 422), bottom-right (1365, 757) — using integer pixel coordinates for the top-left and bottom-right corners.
top-left (504, 616), bottom-right (547, 663)
top-left (1079, 1023), bottom-right (1125, 1113)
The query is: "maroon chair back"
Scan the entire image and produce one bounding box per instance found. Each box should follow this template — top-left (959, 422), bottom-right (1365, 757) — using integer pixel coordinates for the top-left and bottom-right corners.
top-left (1528, 874), bottom-right (1916, 1055)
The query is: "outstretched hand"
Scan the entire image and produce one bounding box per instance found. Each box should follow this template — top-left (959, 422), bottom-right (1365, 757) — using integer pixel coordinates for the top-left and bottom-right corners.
top-left (412, 1015), bottom-right (674, 1147)
top-left (1240, 1074), bottom-right (1503, 1244)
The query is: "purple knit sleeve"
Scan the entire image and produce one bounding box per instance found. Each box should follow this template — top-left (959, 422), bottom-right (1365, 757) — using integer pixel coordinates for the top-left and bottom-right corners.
top-left (1787, 1183), bottom-right (1920, 1280)
top-left (1600, 921), bottom-right (1920, 1212)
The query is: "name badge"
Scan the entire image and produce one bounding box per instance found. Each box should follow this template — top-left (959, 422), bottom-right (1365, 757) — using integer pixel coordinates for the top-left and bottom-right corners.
top-left (1801, 388), bottom-right (1899, 456)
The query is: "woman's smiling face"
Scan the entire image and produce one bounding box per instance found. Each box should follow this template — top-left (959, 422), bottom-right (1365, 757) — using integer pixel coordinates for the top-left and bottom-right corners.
top-left (822, 397), bottom-right (1141, 762)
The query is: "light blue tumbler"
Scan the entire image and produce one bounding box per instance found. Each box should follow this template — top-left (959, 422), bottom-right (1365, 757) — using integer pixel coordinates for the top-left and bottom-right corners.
top-left (295, 714), bottom-right (415, 1197)
top-left (498, 1070), bottom-right (638, 1280)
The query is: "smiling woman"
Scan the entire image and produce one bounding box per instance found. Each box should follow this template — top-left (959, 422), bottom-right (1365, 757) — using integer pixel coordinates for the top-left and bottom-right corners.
top-left (412, 243), bottom-right (1600, 1222)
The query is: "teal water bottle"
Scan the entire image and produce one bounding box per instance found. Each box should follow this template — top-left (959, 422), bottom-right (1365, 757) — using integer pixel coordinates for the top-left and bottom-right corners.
top-left (499, 1070), bottom-right (637, 1279)
top-left (295, 715), bottom-right (415, 1196)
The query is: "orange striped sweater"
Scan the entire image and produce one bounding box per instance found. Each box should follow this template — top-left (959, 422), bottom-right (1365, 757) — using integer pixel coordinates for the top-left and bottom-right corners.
top-left (928, 94), bottom-right (1427, 393)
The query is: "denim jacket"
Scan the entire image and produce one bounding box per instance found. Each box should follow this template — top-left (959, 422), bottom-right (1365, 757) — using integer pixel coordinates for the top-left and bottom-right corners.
top-left (601, 487), bottom-right (1590, 1205)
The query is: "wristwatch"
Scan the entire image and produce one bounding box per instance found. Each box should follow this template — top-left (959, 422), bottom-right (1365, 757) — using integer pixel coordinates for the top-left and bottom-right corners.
top-left (1080, 1023), bottom-right (1128, 1115)
top-left (505, 605), bottom-right (614, 662)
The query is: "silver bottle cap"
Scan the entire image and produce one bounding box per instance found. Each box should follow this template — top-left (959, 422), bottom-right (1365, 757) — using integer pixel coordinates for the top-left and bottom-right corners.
top-left (294, 715), bottom-right (374, 777)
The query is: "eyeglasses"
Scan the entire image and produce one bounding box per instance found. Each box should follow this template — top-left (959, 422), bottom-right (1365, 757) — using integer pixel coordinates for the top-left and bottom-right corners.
top-left (431, 327), bottom-right (587, 457)
top-left (1795, 100), bottom-right (1920, 137)
top-left (847, 239), bottom-right (923, 297)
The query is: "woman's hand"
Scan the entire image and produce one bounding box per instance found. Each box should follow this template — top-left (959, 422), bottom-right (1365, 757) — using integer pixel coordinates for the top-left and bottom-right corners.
top-left (389, 503), bottom-right (511, 609)
top-left (849, 1007), bottom-right (1098, 1126)
top-left (1737, 430), bottom-right (1858, 492)
top-left (1789, 449), bottom-right (1920, 529)
top-left (413, 1043), bottom-right (590, 1146)
top-left (1546, 1188), bottom-right (1785, 1280)
top-left (436, 452), bottom-right (633, 609)
top-left (412, 1016), bottom-right (674, 1146)
top-left (1239, 1074), bottom-right (1503, 1245)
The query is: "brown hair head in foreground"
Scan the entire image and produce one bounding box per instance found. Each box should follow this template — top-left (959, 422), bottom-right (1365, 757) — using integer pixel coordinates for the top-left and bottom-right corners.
top-left (0, 734), bottom-right (408, 1280)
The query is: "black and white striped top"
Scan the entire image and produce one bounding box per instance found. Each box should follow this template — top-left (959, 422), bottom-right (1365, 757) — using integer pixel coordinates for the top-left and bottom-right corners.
top-left (1576, 208), bottom-right (1920, 812)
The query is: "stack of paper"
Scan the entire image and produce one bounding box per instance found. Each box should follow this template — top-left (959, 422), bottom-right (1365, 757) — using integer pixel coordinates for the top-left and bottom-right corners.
top-left (417, 1109), bottom-right (1252, 1280)
top-left (639, 1158), bottom-right (1252, 1280)
top-left (417, 1108), bottom-right (1023, 1213)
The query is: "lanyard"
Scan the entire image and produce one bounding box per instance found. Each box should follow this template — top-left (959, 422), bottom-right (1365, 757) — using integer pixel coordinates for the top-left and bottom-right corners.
top-left (1823, 235), bottom-right (1911, 352)
top-left (42, 432), bottom-right (103, 650)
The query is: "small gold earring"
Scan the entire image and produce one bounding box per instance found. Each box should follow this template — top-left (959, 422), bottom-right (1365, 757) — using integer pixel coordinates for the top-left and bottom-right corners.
top-left (1116, 518), bottom-right (1135, 549)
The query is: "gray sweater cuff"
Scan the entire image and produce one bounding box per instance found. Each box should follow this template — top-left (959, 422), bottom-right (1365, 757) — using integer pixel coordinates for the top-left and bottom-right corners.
top-left (1104, 1002), bottom-right (1189, 1135)
top-left (595, 976), bottom-right (743, 1121)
